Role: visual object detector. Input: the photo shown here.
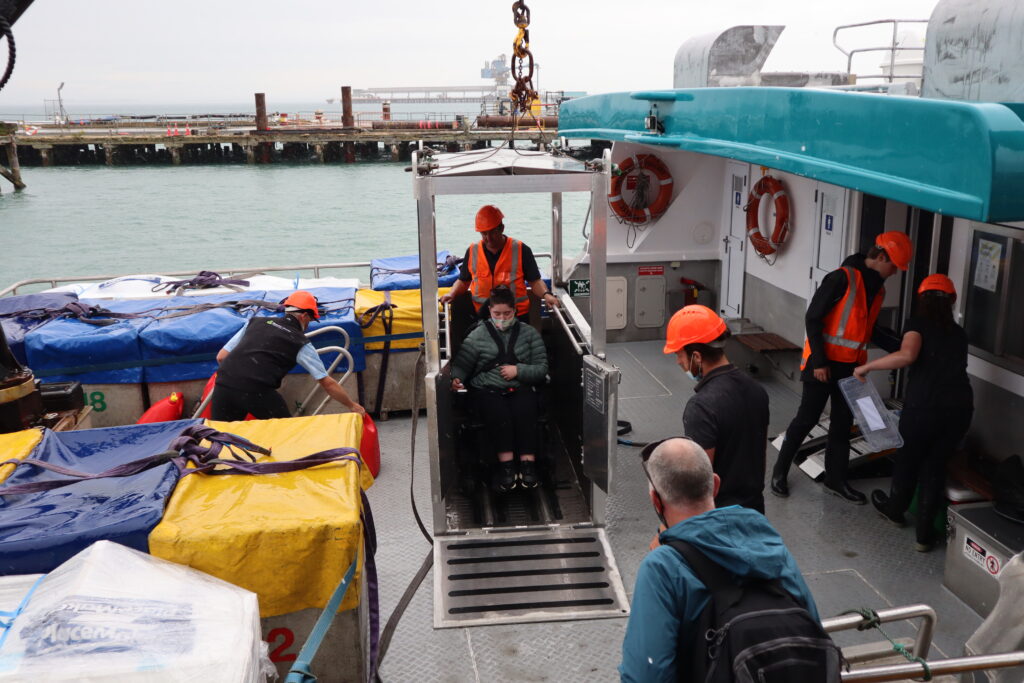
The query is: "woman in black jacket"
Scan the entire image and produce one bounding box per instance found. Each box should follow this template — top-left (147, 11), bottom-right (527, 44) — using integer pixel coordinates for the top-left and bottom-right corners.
top-left (854, 274), bottom-right (973, 552)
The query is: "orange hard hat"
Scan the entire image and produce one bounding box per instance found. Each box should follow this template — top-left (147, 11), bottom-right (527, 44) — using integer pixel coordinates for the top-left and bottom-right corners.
top-left (918, 273), bottom-right (957, 298)
top-left (663, 305), bottom-right (727, 354)
top-left (475, 205), bottom-right (504, 232)
top-left (283, 290), bottom-right (320, 319)
top-left (875, 231), bottom-right (912, 271)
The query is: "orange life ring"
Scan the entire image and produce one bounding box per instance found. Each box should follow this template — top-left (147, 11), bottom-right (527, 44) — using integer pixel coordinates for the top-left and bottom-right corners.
top-left (608, 153), bottom-right (673, 224)
top-left (745, 176), bottom-right (790, 256)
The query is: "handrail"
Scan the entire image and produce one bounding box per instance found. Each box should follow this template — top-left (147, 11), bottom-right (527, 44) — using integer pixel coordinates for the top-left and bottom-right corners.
top-left (840, 651), bottom-right (1024, 682)
top-left (832, 19), bottom-right (928, 83)
top-left (441, 301), bottom-right (453, 362)
top-left (299, 345), bottom-right (356, 417)
top-left (822, 604), bottom-right (935, 659)
top-left (550, 297), bottom-right (585, 356)
top-left (305, 325), bottom-right (351, 351)
top-left (0, 261), bottom-right (371, 298)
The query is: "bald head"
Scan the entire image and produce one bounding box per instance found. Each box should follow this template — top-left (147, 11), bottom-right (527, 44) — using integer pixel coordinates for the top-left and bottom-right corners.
top-left (647, 438), bottom-right (715, 507)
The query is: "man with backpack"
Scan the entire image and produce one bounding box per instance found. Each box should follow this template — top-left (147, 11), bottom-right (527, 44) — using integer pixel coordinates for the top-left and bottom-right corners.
top-left (620, 438), bottom-right (841, 682)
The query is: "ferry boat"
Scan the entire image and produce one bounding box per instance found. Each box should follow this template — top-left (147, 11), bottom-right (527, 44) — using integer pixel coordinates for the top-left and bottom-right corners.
top-left (2, 0), bottom-right (1024, 681)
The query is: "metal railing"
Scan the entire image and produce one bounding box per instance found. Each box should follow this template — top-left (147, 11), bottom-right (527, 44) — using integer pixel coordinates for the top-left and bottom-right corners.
top-left (0, 261), bottom-right (371, 298)
top-left (833, 19), bottom-right (928, 83)
top-left (822, 604), bottom-right (1024, 682)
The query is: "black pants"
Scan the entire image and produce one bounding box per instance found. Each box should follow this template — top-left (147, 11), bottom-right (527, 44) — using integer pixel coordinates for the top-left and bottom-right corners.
top-left (888, 406), bottom-right (972, 544)
top-left (772, 375), bottom-right (854, 487)
top-left (210, 385), bottom-right (291, 421)
top-left (474, 388), bottom-right (539, 457)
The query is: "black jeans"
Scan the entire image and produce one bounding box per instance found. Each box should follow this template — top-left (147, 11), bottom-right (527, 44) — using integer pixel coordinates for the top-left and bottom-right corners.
top-left (210, 386), bottom-right (291, 421)
top-left (887, 405), bottom-right (973, 544)
top-left (474, 387), bottom-right (539, 457)
top-left (772, 375), bottom-right (854, 487)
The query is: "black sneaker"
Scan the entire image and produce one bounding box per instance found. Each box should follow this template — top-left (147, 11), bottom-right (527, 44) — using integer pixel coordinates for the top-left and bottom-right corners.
top-left (823, 481), bottom-right (867, 505)
top-left (520, 460), bottom-right (539, 489)
top-left (494, 462), bottom-right (517, 493)
top-left (870, 490), bottom-right (906, 527)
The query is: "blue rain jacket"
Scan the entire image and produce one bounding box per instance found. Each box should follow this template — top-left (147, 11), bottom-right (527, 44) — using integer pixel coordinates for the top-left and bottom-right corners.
top-left (619, 505), bottom-right (820, 682)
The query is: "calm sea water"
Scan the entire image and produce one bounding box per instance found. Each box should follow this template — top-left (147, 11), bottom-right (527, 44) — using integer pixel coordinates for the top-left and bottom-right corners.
top-left (0, 161), bottom-right (591, 289)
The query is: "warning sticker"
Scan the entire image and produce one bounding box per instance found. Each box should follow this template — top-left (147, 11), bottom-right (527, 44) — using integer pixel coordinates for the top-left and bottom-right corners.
top-left (638, 265), bottom-right (664, 276)
top-left (963, 536), bottom-right (988, 570)
top-left (986, 554), bottom-right (1002, 576)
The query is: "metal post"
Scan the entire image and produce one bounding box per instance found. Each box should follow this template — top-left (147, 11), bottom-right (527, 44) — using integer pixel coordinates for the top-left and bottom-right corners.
top-left (589, 149), bottom-right (611, 359)
top-left (551, 192), bottom-right (563, 286)
top-left (255, 93), bottom-right (268, 132)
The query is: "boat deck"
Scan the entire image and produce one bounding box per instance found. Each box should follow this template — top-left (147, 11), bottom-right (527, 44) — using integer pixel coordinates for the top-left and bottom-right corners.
top-left (367, 340), bottom-right (982, 682)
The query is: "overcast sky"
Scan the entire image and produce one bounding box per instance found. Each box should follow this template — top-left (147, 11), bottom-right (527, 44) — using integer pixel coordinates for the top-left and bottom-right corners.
top-left (1, 0), bottom-right (940, 109)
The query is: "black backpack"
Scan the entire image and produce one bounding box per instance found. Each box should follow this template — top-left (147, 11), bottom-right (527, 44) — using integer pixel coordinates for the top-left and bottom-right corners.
top-left (667, 540), bottom-right (843, 683)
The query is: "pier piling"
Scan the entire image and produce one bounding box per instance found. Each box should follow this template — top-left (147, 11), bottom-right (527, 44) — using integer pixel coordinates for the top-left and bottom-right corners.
top-left (342, 86), bottom-right (356, 163)
top-left (1, 135), bottom-right (26, 191)
top-left (255, 93), bottom-right (269, 132)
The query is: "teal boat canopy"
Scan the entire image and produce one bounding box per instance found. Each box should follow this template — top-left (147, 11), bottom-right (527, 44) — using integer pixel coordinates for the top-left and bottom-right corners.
top-left (558, 88), bottom-right (1024, 223)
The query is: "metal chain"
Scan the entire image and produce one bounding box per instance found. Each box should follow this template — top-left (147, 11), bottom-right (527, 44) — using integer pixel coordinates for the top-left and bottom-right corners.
top-left (509, 1), bottom-right (538, 116)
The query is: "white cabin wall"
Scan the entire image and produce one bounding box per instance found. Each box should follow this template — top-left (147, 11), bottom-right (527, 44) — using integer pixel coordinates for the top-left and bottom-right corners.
top-left (741, 168), bottom-right (820, 347)
top-left (606, 143), bottom-right (725, 264)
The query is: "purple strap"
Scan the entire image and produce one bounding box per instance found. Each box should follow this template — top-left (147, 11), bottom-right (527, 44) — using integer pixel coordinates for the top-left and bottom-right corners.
top-left (151, 271), bottom-right (251, 295)
top-left (0, 424), bottom-right (365, 497)
top-left (11, 301), bottom-right (156, 326)
top-left (360, 489), bottom-right (380, 681)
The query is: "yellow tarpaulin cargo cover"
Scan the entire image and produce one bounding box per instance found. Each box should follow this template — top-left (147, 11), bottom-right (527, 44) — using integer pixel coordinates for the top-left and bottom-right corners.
top-left (149, 414), bottom-right (373, 618)
top-left (0, 428), bottom-right (43, 484)
top-left (356, 287), bottom-right (448, 351)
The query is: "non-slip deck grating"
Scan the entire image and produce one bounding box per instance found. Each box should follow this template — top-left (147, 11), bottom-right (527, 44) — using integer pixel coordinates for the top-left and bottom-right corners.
top-left (434, 528), bottom-right (630, 627)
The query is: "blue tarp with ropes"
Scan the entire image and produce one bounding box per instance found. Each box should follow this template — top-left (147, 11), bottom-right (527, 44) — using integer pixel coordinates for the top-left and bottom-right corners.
top-left (0, 292), bottom-right (79, 366)
top-left (138, 291), bottom-right (269, 383)
top-left (19, 287), bottom-right (364, 383)
top-left (24, 298), bottom-right (160, 384)
top-left (370, 251), bottom-right (461, 291)
top-left (0, 419), bottom-right (199, 575)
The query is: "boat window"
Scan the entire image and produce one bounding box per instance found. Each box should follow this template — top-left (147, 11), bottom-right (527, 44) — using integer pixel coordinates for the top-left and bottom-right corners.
top-left (963, 226), bottom-right (1024, 375)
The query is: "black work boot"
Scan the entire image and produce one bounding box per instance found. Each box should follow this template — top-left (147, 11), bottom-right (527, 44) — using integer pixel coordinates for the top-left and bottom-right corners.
top-left (519, 460), bottom-right (539, 489)
top-left (770, 470), bottom-right (789, 498)
top-left (823, 481), bottom-right (867, 505)
top-left (871, 490), bottom-right (906, 527)
top-left (493, 461), bottom-right (517, 493)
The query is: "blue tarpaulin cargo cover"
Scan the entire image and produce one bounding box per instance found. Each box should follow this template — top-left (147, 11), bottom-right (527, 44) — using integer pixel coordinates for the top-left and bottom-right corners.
top-left (370, 251), bottom-right (461, 291)
top-left (24, 298), bottom-right (160, 384)
top-left (0, 293), bottom-right (79, 366)
top-left (263, 287), bottom-right (364, 373)
top-left (0, 419), bottom-right (199, 575)
top-left (138, 292), bottom-right (269, 383)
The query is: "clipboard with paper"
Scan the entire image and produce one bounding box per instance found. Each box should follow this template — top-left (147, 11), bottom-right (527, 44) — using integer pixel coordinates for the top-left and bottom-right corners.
top-left (838, 376), bottom-right (904, 452)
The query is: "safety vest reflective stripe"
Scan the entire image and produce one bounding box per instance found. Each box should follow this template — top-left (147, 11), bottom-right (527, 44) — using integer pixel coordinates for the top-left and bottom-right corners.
top-left (833, 267), bottom-right (858, 339)
top-left (800, 265), bottom-right (884, 369)
top-left (468, 238), bottom-right (529, 315)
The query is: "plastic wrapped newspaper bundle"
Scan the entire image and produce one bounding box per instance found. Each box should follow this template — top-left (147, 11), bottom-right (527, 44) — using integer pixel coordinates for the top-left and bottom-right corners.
top-left (0, 540), bottom-right (274, 682)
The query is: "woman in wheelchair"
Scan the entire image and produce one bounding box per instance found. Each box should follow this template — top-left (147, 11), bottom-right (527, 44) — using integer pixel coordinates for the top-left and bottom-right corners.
top-left (451, 285), bottom-right (549, 491)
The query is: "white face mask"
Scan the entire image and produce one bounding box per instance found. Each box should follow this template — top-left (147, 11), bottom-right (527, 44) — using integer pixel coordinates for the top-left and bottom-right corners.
top-left (686, 352), bottom-right (703, 382)
top-left (491, 317), bottom-right (514, 331)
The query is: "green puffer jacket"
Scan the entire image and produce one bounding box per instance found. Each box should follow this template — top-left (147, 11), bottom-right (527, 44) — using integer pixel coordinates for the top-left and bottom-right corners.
top-left (451, 320), bottom-right (548, 392)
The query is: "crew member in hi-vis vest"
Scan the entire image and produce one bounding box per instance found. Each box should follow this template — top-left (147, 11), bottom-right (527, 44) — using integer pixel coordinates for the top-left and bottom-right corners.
top-left (441, 205), bottom-right (560, 321)
top-left (770, 232), bottom-right (912, 505)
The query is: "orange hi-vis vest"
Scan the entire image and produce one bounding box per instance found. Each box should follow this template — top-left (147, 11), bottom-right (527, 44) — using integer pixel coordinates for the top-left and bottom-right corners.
top-left (468, 237), bottom-right (530, 316)
top-left (801, 266), bottom-right (885, 370)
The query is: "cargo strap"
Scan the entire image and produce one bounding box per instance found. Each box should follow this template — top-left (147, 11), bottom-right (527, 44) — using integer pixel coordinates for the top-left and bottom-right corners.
top-left (0, 574), bottom-right (46, 653)
top-left (286, 488), bottom-right (380, 683)
top-left (151, 270), bottom-right (252, 295)
top-left (6, 301), bottom-right (158, 326)
top-left (359, 292), bottom-right (396, 417)
top-left (0, 424), bottom-right (366, 496)
top-left (370, 254), bottom-right (462, 280)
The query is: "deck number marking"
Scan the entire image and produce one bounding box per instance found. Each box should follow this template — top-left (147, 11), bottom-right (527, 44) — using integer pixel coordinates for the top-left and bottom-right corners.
top-left (963, 536), bottom-right (996, 573)
top-left (584, 367), bottom-right (605, 415)
top-left (734, 191), bottom-right (741, 206)
top-left (569, 279), bottom-right (590, 298)
top-left (267, 627), bottom-right (297, 662)
top-left (89, 391), bottom-right (107, 413)
top-left (825, 215), bottom-right (834, 233)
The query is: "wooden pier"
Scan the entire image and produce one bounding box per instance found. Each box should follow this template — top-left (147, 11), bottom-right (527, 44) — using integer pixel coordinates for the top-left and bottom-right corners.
top-left (7, 127), bottom-right (551, 167)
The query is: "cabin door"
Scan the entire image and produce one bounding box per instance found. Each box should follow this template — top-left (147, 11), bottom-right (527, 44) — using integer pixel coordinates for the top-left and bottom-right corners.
top-left (720, 161), bottom-right (748, 318)
top-left (809, 184), bottom-right (849, 297)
